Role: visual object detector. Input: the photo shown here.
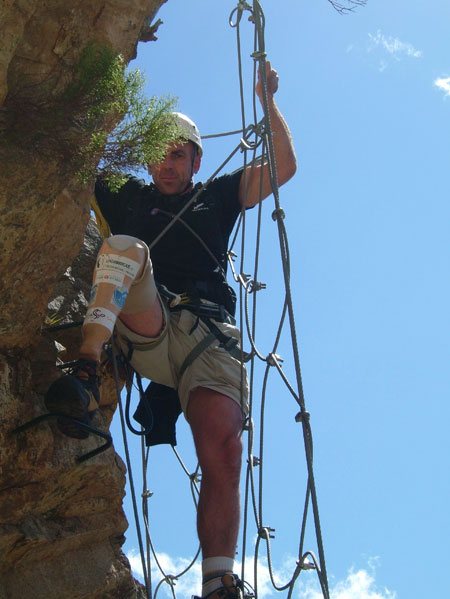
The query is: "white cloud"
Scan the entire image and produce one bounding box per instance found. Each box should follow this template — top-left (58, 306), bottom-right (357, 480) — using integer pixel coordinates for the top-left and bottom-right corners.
top-left (127, 549), bottom-right (202, 598)
top-left (347, 30), bottom-right (422, 72)
top-left (127, 550), bottom-right (396, 599)
top-left (298, 567), bottom-right (397, 599)
top-left (434, 77), bottom-right (450, 97)
top-left (368, 30), bottom-right (422, 60)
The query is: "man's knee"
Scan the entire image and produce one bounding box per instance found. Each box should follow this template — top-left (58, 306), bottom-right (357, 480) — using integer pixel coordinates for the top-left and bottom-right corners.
top-left (199, 431), bottom-right (243, 480)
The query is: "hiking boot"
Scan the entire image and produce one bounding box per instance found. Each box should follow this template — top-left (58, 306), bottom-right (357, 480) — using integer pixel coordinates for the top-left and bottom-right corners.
top-left (44, 358), bottom-right (101, 439)
top-left (193, 574), bottom-right (244, 599)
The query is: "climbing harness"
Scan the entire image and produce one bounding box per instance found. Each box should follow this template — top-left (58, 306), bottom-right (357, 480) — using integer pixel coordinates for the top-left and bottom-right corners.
top-left (156, 283), bottom-right (253, 375)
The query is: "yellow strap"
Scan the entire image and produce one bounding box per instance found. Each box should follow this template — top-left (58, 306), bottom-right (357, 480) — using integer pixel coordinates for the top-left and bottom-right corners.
top-left (90, 195), bottom-right (111, 240)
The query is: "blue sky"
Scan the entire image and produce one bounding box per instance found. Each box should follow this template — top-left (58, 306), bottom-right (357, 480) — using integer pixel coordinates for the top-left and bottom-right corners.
top-left (109, 1), bottom-right (450, 598)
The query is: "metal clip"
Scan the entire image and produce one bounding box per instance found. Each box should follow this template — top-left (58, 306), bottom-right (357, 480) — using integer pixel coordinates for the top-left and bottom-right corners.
top-left (300, 560), bottom-right (315, 570)
top-left (267, 353), bottom-right (283, 367)
top-left (190, 472), bottom-right (202, 484)
top-left (272, 207), bottom-right (285, 221)
top-left (295, 411), bottom-right (310, 423)
top-left (258, 526), bottom-right (276, 540)
top-left (229, 2), bottom-right (253, 27)
top-left (249, 280), bottom-right (266, 293)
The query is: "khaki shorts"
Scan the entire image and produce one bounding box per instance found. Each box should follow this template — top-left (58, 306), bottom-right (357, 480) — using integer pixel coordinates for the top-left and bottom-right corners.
top-left (115, 298), bottom-right (249, 416)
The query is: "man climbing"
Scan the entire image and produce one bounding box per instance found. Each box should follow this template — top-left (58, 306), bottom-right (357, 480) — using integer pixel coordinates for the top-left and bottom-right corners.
top-left (45, 61), bottom-right (296, 599)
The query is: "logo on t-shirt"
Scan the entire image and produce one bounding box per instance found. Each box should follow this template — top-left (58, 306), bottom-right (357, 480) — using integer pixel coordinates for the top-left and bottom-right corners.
top-left (192, 201), bottom-right (209, 212)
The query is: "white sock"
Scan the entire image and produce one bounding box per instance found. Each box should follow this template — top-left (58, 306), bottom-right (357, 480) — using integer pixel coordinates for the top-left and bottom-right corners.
top-left (202, 556), bottom-right (235, 597)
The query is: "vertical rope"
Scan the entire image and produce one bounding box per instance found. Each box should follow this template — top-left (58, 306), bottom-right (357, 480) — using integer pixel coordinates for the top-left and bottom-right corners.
top-left (110, 343), bottom-right (151, 598)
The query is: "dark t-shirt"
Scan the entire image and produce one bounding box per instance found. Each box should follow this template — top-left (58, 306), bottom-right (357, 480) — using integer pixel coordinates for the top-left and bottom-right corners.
top-left (95, 171), bottom-right (243, 314)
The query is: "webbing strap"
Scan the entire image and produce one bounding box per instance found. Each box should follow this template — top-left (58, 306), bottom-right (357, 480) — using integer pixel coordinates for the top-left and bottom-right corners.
top-left (202, 316), bottom-right (251, 362)
top-left (178, 332), bottom-right (217, 379)
top-left (178, 314), bottom-right (251, 380)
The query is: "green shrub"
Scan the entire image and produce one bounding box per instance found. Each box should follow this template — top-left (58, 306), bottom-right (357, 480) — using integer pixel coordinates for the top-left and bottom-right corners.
top-left (70, 43), bottom-right (181, 190)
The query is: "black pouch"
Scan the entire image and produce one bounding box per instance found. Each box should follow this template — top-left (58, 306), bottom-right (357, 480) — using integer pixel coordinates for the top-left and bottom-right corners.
top-left (133, 381), bottom-right (182, 446)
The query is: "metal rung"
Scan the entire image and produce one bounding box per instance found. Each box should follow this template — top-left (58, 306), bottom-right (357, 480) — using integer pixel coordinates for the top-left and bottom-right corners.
top-left (11, 413), bottom-right (112, 463)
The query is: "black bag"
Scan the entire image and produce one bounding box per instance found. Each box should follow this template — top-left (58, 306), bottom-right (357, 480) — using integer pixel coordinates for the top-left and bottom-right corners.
top-left (133, 382), bottom-right (182, 446)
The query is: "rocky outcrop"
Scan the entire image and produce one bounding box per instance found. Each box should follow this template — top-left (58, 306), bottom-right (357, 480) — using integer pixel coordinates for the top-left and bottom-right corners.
top-left (0, 2), bottom-right (166, 597)
top-left (0, 218), bottom-right (140, 599)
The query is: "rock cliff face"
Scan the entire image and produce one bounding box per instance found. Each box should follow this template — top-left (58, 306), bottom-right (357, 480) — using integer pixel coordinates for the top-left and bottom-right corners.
top-left (0, 2), bottom-right (166, 597)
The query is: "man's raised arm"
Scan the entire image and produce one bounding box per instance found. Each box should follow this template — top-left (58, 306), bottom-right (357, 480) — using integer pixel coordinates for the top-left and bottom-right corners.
top-left (239, 61), bottom-right (297, 208)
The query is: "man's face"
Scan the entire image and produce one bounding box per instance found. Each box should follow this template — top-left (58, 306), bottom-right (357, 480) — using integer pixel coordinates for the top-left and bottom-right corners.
top-left (148, 141), bottom-right (201, 195)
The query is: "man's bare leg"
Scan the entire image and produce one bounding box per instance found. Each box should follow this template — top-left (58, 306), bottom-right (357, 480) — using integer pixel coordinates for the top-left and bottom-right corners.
top-left (188, 387), bottom-right (244, 596)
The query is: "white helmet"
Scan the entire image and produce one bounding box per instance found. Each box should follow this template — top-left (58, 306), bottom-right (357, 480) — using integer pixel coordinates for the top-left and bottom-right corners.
top-left (171, 112), bottom-right (203, 156)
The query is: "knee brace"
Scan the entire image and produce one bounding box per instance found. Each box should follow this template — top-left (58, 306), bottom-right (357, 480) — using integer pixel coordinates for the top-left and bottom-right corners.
top-left (94, 235), bottom-right (146, 286)
top-left (103, 236), bottom-right (158, 315)
top-left (88, 234), bottom-right (157, 319)
top-left (121, 253), bottom-right (158, 315)
top-left (104, 235), bottom-right (148, 253)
